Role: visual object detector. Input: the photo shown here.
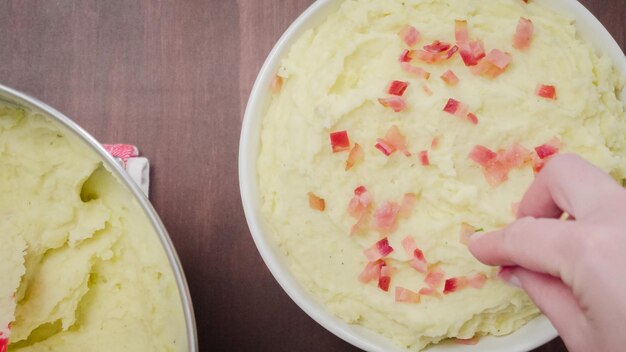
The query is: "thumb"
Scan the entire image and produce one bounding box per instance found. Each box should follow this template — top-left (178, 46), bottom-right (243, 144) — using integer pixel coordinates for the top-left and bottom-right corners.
top-left (500, 267), bottom-right (588, 351)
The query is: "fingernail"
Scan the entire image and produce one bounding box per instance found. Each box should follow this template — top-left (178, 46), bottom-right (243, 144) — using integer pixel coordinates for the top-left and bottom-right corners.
top-left (468, 231), bottom-right (485, 242)
top-left (498, 267), bottom-right (522, 288)
top-left (506, 275), bottom-right (522, 288)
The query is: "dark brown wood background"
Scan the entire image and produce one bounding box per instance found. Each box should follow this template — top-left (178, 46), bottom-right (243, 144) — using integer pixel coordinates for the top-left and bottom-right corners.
top-left (0, 1), bottom-right (622, 351)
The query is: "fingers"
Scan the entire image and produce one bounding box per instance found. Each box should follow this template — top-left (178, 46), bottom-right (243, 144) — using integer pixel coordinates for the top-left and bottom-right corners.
top-left (500, 267), bottom-right (587, 350)
top-left (469, 217), bottom-right (578, 278)
top-left (518, 154), bottom-right (621, 219)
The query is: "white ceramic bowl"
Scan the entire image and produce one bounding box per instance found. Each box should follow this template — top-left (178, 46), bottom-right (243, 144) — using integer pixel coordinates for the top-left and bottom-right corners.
top-left (239, 1), bottom-right (626, 351)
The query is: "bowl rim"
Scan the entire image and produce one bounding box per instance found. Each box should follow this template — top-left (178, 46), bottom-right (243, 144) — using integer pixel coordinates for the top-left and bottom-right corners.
top-left (0, 83), bottom-right (199, 352)
top-left (239, 0), bottom-right (625, 351)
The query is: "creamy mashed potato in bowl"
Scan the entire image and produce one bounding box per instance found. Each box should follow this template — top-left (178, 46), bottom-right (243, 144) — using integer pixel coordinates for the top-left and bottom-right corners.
top-left (0, 84), bottom-right (198, 351)
top-left (240, 0), bottom-right (626, 351)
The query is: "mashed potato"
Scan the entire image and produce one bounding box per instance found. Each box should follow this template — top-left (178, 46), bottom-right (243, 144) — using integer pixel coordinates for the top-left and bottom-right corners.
top-left (0, 104), bottom-right (187, 351)
top-left (258, 0), bottom-right (626, 350)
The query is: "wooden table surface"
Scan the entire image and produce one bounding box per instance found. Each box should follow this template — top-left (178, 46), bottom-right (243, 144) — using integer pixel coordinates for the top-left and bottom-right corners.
top-left (0, 1), bottom-right (623, 351)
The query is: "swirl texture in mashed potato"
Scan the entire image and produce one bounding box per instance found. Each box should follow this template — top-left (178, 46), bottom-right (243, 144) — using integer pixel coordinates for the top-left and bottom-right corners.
top-left (258, 0), bottom-right (626, 350)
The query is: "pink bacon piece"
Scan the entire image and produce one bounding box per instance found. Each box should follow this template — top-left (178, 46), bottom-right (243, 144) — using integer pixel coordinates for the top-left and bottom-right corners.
top-left (348, 185), bottom-right (372, 219)
top-left (536, 84), bottom-right (557, 99)
top-left (375, 125), bottom-right (411, 157)
top-left (459, 223), bottom-right (476, 246)
top-left (423, 40), bottom-right (451, 53)
top-left (348, 186), bottom-right (372, 236)
top-left (513, 17), bottom-right (534, 50)
top-left (345, 143), bottom-right (364, 171)
top-left (401, 236), bottom-right (428, 273)
top-left (378, 96), bottom-right (407, 112)
top-left (373, 201), bottom-right (400, 235)
top-left (329, 131), bottom-right (351, 153)
top-left (398, 25), bottom-right (420, 47)
top-left (442, 98), bottom-right (470, 119)
top-left (398, 193), bottom-right (417, 218)
top-left (378, 265), bottom-right (393, 292)
top-left (395, 287), bottom-right (421, 304)
top-left (386, 80), bottom-right (409, 96)
top-left (364, 237), bottom-right (394, 262)
top-left (418, 150), bottom-right (430, 166)
top-left (358, 259), bottom-right (385, 283)
top-left (440, 70), bottom-right (459, 86)
top-left (269, 75), bottom-right (283, 93)
top-left (400, 62), bottom-right (431, 80)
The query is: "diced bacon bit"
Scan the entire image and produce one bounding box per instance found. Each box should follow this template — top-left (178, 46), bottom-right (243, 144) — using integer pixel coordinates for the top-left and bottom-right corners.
top-left (442, 98), bottom-right (470, 118)
top-left (444, 274), bottom-right (487, 294)
top-left (386, 80), bottom-right (410, 96)
top-left (348, 185), bottom-right (372, 219)
top-left (418, 287), bottom-right (441, 297)
top-left (350, 213), bottom-right (369, 236)
top-left (471, 49), bottom-right (512, 78)
top-left (375, 138), bottom-right (396, 156)
top-left (421, 84), bottom-right (433, 96)
top-left (469, 145), bottom-right (497, 167)
top-left (455, 337), bottom-right (480, 345)
top-left (536, 84), bottom-right (557, 99)
top-left (445, 45), bottom-right (459, 59)
top-left (373, 201), bottom-right (400, 235)
top-left (424, 269), bottom-right (445, 288)
top-left (376, 125), bottom-right (411, 157)
top-left (402, 236), bottom-right (429, 273)
top-left (364, 237), bottom-right (394, 262)
top-left (345, 143), bottom-right (364, 171)
top-left (401, 236), bottom-right (417, 256)
top-left (377, 265), bottom-right (396, 292)
top-left (423, 40), bottom-right (451, 53)
top-left (414, 46), bottom-right (458, 64)
top-left (500, 143), bottom-right (532, 168)
top-left (354, 185), bottom-right (369, 198)
top-left (399, 193), bottom-right (417, 218)
top-left (469, 41), bottom-right (486, 60)
top-left (358, 259), bottom-right (385, 283)
top-left (443, 277), bottom-right (469, 294)
top-left (431, 136), bottom-right (441, 149)
top-left (459, 40), bottom-right (486, 67)
top-left (308, 192), bottom-right (325, 211)
top-left (410, 248), bottom-right (428, 273)
top-left (535, 143), bottom-right (559, 159)
top-left (513, 17), bottom-right (534, 50)
top-left (413, 50), bottom-right (440, 64)
top-left (398, 49), bottom-right (413, 63)
top-left (395, 287), bottom-right (421, 304)
top-left (398, 25), bottom-right (420, 47)
top-left (466, 112), bottom-right (479, 125)
top-left (419, 150), bottom-right (430, 166)
top-left (470, 144), bottom-right (532, 186)
top-left (400, 62), bottom-right (431, 80)
top-left (459, 222), bottom-right (476, 245)
top-left (455, 20), bottom-right (469, 46)
top-left (269, 75), bottom-right (283, 93)
top-left (468, 273), bottom-right (488, 289)
top-left (485, 49), bottom-right (512, 69)
top-left (330, 130), bottom-right (350, 153)
top-left (378, 96), bottom-right (407, 112)
top-left (440, 70), bottom-right (459, 86)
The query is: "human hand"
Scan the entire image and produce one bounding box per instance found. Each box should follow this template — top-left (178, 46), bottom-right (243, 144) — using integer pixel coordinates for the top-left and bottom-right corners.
top-left (469, 154), bottom-right (626, 352)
